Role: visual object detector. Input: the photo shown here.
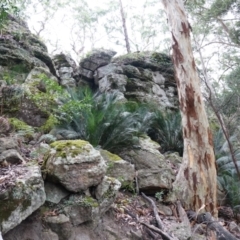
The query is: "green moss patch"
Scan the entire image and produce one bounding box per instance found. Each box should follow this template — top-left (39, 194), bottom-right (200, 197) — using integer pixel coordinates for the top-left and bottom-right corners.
top-left (39, 115), bottom-right (58, 133)
top-left (9, 117), bottom-right (34, 132)
top-left (50, 140), bottom-right (91, 158)
top-left (51, 140), bottom-right (88, 151)
top-left (82, 196), bottom-right (99, 208)
top-left (101, 150), bottom-right (122, 162)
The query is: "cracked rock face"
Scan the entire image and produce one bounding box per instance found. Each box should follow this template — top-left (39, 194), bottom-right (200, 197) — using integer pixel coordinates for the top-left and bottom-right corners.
top-left (76, 49), bottom-right (117, 81)
top-left (96, 51), bottom-right (178, 109)
top-left (0, 15), bottom-right (58, 128)
top-left (0, 14), bottom-right (56, 77)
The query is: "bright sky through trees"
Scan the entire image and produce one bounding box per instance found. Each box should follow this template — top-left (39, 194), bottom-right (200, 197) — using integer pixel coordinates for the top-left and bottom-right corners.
top-left (24, 0), bottom-right (170, 61)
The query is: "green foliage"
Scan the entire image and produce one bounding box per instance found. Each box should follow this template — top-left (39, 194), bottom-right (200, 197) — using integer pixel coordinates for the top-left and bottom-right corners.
top-left (55, 87), bottom-right (183, 153)
top-left (207, 0), bottom-right (236, 18)
top-left (55, 87), bottom-right (154, 151)
top-left (28, 74), bottom-right (64, 114)
top-left (155, 191), bottom-right (164, 201)
top-left (149, 110), bottom-right (183, 155)
top-left (0, 0), bottom-right (19, 27)
top-left (1, 65), bottom-right (29, 85)
top-left (39, 115), bottom-right (59, 133)
top-left (120, 179), bottom-right (135, 193)
top-left (1, 85), bottom-right (24, 113)
top-left (214, 129), bottom-right (240, 206)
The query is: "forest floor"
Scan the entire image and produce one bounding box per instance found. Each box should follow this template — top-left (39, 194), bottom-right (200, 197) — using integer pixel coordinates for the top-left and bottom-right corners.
top-left (109, 192), bottom-right (240, 240)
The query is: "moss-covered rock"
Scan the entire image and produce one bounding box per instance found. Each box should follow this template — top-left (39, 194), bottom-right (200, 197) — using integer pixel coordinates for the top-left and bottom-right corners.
top-left (39, 115), bottom-right (58, 133)
top-left (112, 51), bottom-right (173, 75)
top-left (44, 140), bottom-right (106, 192)
top-left (0, 14), bottom-right (56, 76)
top-left (9, 118), bottom-right (35, 141)
top-left (0, 165), bottom-right (46, 234)
top-left (100, 150), bottom-right (135, 190)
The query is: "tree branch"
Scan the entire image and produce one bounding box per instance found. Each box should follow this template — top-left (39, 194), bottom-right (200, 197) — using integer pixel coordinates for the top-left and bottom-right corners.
top-left (140, 222), bottom-right (178, 240)
top-left (141, 192), bottom-right (164, 230)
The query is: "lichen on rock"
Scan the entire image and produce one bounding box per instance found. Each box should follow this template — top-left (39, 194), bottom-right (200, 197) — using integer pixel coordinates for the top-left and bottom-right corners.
top-left (44, 140), bottom-right (106, 192)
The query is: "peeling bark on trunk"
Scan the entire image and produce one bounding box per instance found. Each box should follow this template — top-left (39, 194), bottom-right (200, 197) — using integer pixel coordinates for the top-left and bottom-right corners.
top-left (162, 0), bottom-right (217, 216)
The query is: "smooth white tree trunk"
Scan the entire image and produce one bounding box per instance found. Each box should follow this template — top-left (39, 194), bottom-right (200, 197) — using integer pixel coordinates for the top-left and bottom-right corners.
top-left (162, 0), bottom-right (217, 216)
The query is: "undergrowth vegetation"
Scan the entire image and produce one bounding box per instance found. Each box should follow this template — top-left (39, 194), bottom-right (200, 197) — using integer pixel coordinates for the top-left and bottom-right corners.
top-left (149, 110), bottom-right (183, 156)
top-left (48, 85), bottom-right (184, 153)
top-left (54, 88), bottom-right (155, 151)
top-left (214, 129), bottom-right (240, 207)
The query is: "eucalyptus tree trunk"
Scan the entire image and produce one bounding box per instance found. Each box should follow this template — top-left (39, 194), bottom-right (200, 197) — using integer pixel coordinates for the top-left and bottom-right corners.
top-left (162, 0), bottom-right (217, 216)
top-left (119, 0), bottom-right (131, 53)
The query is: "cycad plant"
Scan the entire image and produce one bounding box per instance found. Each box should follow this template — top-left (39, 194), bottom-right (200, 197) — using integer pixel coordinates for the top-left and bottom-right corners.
top-left (149, 110), bottom-right (183, 155)
top-left (214, 129), bottom-right (240, 206)
top-left (54, 87), bottom-right (154, 151)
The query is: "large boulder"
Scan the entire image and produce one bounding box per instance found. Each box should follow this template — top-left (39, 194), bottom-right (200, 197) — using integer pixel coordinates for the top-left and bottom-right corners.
top-left (119, 137), bottom-right (166, 170)
top-left (53, 53), bottom-right (78, 88)
top-left (100, 150), bottom-right (135, 189)
top-left (12, 67), bottom-right (59, 127)
top-left (44, 140), bottom-right (107, 192)
top-left (118, 137), bottom-right (178, 194)
top-left (0, 165), bottom-right (46, 234)
top-left (77, 49), bottom-right (117, 81)
top-left (137, 168), bottom-right (175, 193)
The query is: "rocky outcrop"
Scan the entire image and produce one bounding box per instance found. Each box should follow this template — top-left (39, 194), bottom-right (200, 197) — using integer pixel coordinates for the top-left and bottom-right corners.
top-left (54, 50), bottom-right (178, 109)
top-left (70, 49), bottom-right (178, 109)
top-left (0, 16), bottom-right (59, 127)
top-left (53, 53), bottom-right (78, 88)
top-left (0, 165), bottom-right (45, 234)
top-left (2, 140), bottom-right (122, 239)
top-left (78, 49), bottom-right (117, 81)
top-left (0, 14), bottom-right (56, 79)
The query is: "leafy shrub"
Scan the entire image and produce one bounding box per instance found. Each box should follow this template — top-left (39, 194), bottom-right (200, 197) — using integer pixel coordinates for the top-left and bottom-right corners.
top-left (27, 73), bottom-right (64, 114)
top-left (214, 129), bottom-right (240, 206)
top-left (149, 110), bottom-right (183, 155)
top-left (55, 87), bottom-right (154, 151)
